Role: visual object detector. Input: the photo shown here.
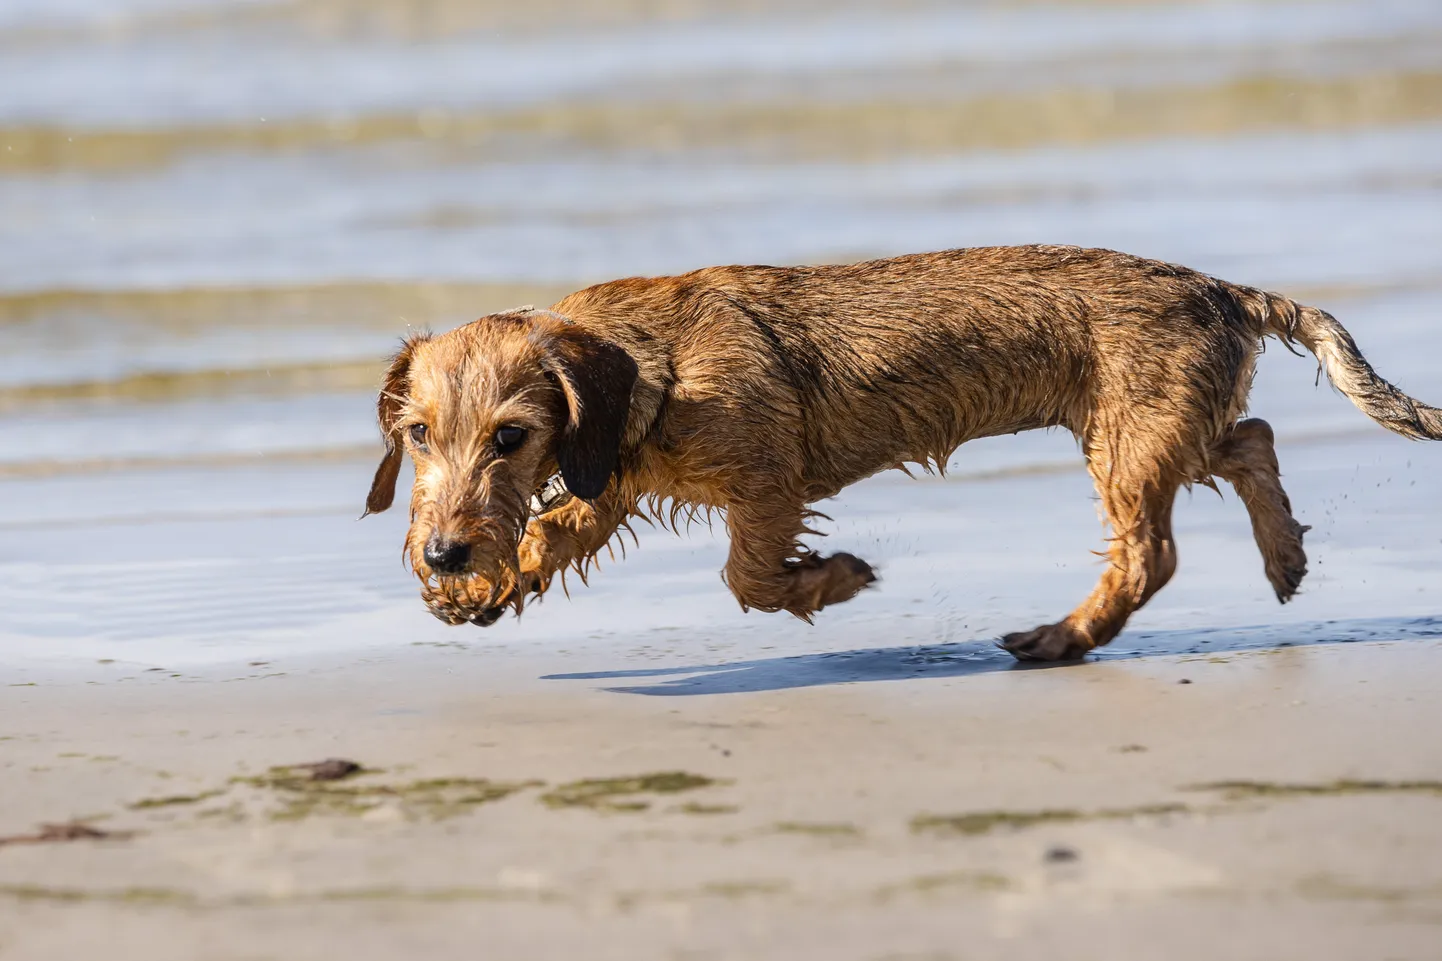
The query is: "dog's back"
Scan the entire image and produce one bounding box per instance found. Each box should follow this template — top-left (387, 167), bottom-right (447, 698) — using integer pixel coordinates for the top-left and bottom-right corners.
top-left (559, 245), bottom-right (1270, 494)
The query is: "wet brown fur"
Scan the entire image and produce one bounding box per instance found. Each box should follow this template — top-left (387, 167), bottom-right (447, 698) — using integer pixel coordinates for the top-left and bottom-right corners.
top-left (365, 245), bottom-right (1442, 661)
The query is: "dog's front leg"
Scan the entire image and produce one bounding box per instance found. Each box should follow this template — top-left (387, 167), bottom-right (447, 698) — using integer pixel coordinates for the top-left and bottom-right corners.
top-left (722, 499), bottom-right (876, 620)
top-left (420, 491), bottom-right (629, 627)
top-left (515, 490), bottom-right (631, 601)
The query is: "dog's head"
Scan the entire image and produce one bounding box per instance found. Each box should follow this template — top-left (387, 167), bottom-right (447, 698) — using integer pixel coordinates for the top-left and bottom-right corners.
top-left (363, 309), bottom-right (637, 622)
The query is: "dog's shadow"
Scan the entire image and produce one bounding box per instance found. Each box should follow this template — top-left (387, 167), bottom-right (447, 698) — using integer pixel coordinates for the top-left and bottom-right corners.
top-left (542, 614), bottom-right (1442, 696)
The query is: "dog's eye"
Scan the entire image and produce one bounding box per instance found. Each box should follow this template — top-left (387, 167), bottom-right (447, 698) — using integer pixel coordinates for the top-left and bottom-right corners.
top-left (494, 425), bottom-right (527, 455)
top-left (408, 423), bottom-right (429, 450)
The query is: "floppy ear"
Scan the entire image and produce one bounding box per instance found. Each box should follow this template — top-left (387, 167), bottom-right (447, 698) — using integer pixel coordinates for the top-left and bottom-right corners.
top-left (541, 327), bottom-right (639, 500)
top-left (363, 333), bottom-right (430, 517)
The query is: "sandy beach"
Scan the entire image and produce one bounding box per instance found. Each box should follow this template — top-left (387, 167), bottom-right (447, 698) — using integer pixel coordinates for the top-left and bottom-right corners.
top-left (5, 0), bottom-right (1442, 957)
top-left (5, 424), bottom-right (1442, 960)
top-left (6, 611), bottom-right (1442, 961)
top-left (5, 642), bottom-right (1442, 961)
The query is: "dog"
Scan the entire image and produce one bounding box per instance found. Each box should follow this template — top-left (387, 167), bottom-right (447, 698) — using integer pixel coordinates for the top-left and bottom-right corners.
top-left (363, 245), bottom-right (1441, 661)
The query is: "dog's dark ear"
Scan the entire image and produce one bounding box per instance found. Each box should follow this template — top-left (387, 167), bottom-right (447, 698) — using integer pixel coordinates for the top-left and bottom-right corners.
top-left (363, 333), bottom-right (430, 517)
top-left (542, 328), bottom-right (638, 500)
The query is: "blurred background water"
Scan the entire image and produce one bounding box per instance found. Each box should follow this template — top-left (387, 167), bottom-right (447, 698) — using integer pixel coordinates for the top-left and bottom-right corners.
top-left (2, 0), bottom-right (1440, 666)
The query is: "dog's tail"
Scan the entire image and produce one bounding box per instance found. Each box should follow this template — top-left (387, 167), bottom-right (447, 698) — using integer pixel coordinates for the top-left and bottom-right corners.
top-left (1237, 287), bottom-right (1442, 441)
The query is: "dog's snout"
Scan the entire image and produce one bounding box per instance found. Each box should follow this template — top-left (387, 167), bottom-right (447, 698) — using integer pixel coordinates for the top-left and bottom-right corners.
top-left (424, 533), bottom-right (472, 574)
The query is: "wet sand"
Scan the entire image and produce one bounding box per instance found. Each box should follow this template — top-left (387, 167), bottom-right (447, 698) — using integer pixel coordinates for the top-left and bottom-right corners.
top-left (5, 638), bottom-right (1442, 961)
top-left (5, 0), bottom-right (1442, 956)
top-left (4, 644), bottom-right (1442, 961)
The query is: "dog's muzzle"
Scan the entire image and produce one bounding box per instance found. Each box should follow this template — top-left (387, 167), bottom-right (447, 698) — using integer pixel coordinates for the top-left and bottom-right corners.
top-left (425, 475), bottom-right (574, 629)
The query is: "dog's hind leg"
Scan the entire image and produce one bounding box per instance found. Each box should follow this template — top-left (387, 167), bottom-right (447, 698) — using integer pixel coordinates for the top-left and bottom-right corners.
top-left (721, 498), bottom-right (876, 621)
top-left (1209, 418), bottom-right (1309, 602)
top-left (1003, 424), bottom-right (1185, 662)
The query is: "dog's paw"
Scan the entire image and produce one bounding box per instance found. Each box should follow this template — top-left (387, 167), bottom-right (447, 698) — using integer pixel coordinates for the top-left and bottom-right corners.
top-left (1265, 521), bottom-right (1310, 604)
top-left (791, 552), bottom-right (877, 613)
top-left (421, 575), bottom-right (513, 627)
top-left (1000, 623), bottom-right (1094, 663)
top-left (468, 607), bottom-right (506, 627)
top-left (423, 593), bottom-right (474, 626)
top-left (824, 552), bottom-right (878, 604)
top-left (461, 571), bottom-right (546, 628)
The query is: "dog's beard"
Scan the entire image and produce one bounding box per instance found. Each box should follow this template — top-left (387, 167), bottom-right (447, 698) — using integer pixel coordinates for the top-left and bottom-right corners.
top-left (414, 501), bottom-right (531, 625)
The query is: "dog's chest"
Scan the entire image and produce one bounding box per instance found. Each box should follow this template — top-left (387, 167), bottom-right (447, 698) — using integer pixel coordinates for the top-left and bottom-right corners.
top-left (626, 448), bottom-right (729, 511)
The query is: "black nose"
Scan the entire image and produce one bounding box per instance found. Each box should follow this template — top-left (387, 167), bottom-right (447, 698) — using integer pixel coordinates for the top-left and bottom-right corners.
top-left (424, 534), bottom-right (471, 574)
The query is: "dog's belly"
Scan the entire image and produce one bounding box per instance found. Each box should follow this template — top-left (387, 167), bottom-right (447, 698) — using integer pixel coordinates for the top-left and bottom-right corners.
top-left (800, 402), bottom-right (1072, 501)
top-left (627, 450), bottom-right (729, 511)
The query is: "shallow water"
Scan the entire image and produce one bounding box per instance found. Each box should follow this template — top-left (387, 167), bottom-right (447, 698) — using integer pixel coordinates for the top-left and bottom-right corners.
top-left (2, 0), bottom-right (1440, 667)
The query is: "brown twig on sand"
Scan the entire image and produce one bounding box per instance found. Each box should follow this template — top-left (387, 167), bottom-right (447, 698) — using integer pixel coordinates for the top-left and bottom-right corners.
top-left (292, 759), bottom-right (364, 782)
top-left (0, 822), bottom-right (134, 847)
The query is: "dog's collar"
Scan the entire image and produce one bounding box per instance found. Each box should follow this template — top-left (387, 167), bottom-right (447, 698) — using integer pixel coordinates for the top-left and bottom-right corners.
top-left (515, 305), bottom-right (576, 517)
top-left (529, 473), bottom-right (573, 517)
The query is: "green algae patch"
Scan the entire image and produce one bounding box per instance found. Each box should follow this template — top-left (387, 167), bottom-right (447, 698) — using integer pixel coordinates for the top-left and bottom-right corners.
top-left (111, 762), bottom-right (546, 825)
top-left (875, 871), bottom-right (1013, 901)
top-left (540, 772), bottom-right (722, 812)
top-left (773, 821), bottom-right (863, 838)
top-left (1190, 779), bottom-right (1442, 800)
top-left (616, 879), bottom-right (789, 910)
top-left (0, 884), bottom-right (564, 909)
top-left (674, 802), bottom-right (739, 816)
top-left (913, 809), bottom-right (1084, 836)
top-left (219, 762), bottom-right (540, 821)
top-left (128, 789), bottom-right (225, 810)
top-left (912, 803), bottom-right (1187, 837)
top-left (0, 884), bottom-right (194, 906)
top-left (699, 880), bottom-right (789, 899)
top-left (1298, 875), bottom-right (1442, 904)
top-left (228, 761), bottom-right (372, 792)
top-left (315, 885), bottom-right (564, 904)
top-left (258, 776), bottom-right (541, 822)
